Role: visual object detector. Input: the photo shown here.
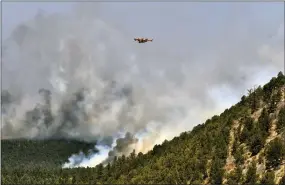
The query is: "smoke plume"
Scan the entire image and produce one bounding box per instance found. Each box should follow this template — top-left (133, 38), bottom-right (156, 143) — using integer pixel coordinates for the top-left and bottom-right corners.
top-left (2, 3), bottom-right (283, 167)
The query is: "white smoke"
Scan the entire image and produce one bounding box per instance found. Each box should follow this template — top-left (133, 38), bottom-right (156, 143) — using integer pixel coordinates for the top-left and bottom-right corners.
top-left (2, 3), bottom-right (283, 167)
top-left (63, 145), bottom-right (113, 168)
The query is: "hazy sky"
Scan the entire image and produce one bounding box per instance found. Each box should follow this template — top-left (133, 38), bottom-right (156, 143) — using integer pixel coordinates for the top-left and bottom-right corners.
top-left (2, 2), bottom-right (284, 103)
top-left (3, 2), bottom-right (75, 38)
top-left (3, 2), bottom-right (284, 64)
top-left (3, 2), bottom-right (284, 40)
top-left (2, 2), bottom-right (284, 143)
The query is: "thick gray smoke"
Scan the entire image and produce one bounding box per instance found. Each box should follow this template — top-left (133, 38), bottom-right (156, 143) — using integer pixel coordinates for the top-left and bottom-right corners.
top-left (2, 3), bottom-right (284, 167)
top-left (105, 132), bottom-right (138, 163)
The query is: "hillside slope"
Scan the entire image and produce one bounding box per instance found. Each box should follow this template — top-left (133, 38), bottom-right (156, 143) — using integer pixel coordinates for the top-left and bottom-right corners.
top-left (2, 72), bottom-right (285, 185)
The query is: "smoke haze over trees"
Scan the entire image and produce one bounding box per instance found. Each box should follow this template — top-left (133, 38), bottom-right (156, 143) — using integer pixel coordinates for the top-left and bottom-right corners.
top-left (2, 72), bottom-right (285, 184)
top-left (1, 2), bottom-right (284, 167)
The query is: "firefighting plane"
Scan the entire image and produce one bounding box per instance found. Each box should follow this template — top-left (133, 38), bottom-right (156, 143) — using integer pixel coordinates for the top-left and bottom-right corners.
top-left (134, 37), bottom-right (153, 43)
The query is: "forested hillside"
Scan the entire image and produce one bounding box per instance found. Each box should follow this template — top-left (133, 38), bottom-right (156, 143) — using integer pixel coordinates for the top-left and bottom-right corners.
top-left (2, 139), bottom-right (97, 169)
top-left (2, 72), bottom-right (285, 184)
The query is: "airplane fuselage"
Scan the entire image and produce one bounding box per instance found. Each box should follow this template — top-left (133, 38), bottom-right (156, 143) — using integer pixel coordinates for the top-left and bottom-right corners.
top-left (134, 38), bottom-right (153, 43)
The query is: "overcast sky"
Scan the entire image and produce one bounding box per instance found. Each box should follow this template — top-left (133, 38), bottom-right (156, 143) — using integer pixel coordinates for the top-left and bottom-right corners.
top-left (3, 2), bottom-right (284, 40)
